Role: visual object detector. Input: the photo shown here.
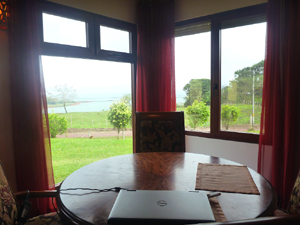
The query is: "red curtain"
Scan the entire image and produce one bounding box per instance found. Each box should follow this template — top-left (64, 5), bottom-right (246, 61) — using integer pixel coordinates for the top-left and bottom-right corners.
top-left (258, 0), bottom-right (300, 208)
top-left (136, 0), bottom-right (176, 112)
top-left (9, 0), bottom-right (55, 215)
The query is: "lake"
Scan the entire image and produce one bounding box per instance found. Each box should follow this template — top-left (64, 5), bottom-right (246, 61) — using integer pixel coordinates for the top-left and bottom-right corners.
top-left (48, 101), bottom-right (112, 113)
top-left (48, 96), bottom-right (185, 113)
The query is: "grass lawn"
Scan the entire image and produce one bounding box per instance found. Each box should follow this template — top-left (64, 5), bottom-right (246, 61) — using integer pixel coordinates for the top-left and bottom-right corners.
top-left (50, 102), bottom-right (261, 183)
top-left (51, 137), bottom-right (133, 183)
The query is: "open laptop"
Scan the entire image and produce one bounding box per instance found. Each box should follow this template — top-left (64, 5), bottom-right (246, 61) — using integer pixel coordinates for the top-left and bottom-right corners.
top-left (107, 190), bottom-right (215, 225)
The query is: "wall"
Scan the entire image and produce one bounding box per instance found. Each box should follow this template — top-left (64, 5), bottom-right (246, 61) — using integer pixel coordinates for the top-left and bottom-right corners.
top-left (186, 136), bottom-right (259, 171)
top-left (47, 0), bottom-right (138, 23)
top-left (0, 29), bottom-right (17, 190)
top-left (48, 0), bottom-right (267, 24)
top-left (175, 0), bottom-right (267, 21)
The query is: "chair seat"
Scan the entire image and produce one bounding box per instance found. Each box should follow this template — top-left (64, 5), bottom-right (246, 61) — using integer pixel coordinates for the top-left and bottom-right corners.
top-left (274, 208), bottom-right (290, 216)
top-left (25, 212), bottom-right (62, 225)
top-left (273, 169), bottom-right (300, 217)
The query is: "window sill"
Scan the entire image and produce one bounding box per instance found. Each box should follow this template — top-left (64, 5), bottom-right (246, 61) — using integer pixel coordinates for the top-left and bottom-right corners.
top-left (185, 130), bottom-right (259, 144)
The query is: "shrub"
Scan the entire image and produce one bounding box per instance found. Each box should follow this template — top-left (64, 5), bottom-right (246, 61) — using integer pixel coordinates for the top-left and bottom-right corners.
top-left (49, 113), bottom-right (68, 138)
top-left (221, 105), bottom-right (240, 130)
top-left (186, 100), bottom-right (209, 129)
top-left (107, 101), bottom-right (131, 139)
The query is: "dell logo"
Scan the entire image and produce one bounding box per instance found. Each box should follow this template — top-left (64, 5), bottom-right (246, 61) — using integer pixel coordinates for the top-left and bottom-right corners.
top-left (157, 200), bottom-right (167, 207)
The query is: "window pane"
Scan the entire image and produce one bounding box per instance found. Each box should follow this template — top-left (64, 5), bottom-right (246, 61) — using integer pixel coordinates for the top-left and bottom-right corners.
top-left (42, 56), bottom-right (131, 114)
top-left (100, 26), bottom-right (130, 53)
top-left (42, 13), bottom-right (87, 47)
top-left (175, 31), bottom-right (211, 132)
top-left (41, 56), bottom-right (132, 183)
top-left (220, 22), bottom-right (266, 133)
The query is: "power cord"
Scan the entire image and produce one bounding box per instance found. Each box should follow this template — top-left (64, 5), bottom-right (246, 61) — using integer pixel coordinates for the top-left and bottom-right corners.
top-left (52, 187), bottom-right (128, 218)
top-left (59, 187), bottom-right (128, 195)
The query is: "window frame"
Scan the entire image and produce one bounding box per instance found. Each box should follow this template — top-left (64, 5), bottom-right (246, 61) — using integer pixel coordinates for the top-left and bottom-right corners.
top-left (175, 3), bottom-right (267, 143)
top-left (38, 1), bottom-right (137, 64)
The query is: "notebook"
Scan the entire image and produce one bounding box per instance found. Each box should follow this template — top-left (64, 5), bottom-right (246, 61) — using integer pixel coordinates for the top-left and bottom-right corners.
top-left (107, 190), bottom-right (215, 225)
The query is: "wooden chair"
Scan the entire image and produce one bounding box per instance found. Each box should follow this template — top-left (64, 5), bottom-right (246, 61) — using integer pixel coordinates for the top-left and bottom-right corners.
top-left (135, 111), bottom-right (185, 153)
top-left (0, 161), bottom-right (62, 225)
top-left (274, 169), bottom-right (300, 216)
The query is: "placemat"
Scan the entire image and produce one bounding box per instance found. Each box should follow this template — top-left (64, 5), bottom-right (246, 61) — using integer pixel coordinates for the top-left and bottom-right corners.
top-left (209, 197), bottom-right (227, 222)
top-left (196, 163), bottom-right (260, 195)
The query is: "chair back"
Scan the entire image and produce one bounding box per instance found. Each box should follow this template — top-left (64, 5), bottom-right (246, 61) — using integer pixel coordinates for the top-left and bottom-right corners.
top-left (288, 169), bottom-right (300, 214)
top-left (0, 161), bottom-right (18, 224)
top-left (135, 111), bottom-right (185, 153)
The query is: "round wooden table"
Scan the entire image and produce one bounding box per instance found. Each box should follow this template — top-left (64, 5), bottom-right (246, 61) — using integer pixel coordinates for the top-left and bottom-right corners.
top-left (57, 152), bottom-right (276, 225)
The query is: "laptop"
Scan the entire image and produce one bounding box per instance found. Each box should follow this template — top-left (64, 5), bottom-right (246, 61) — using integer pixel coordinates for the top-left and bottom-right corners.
top-left (107, 190), bottom-right (215, 225)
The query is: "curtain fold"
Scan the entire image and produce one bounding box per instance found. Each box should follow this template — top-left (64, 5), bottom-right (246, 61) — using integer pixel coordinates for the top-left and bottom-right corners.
top-left (258, 0), bottom-right (300, 208)
top-left (136, 0), bottom-right (176, 112)
top-left (9, 0), bottom-right (55, 216)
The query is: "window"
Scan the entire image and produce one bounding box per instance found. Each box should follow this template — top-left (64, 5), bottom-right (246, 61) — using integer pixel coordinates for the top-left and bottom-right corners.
top-left (42, 13), bottom-right (87, 47)
top-left (220, 22), bottom-right (266, 133)
top-left (175, 22), bottom-right (211, 132)
top-left (175, 4), bottom-right (267, 143)
top-left (39, 1), bottom-right (137, 183)
top-left (39, 2), bottom-right (137, 62)
top-left (100, 26), bottom-right (130, 53)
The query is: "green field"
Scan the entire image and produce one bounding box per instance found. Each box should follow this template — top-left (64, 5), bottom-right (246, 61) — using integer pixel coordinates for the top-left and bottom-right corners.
top-left (55, 111), bottom-right (132, 129)
top-left (53, 103), bottom-right (261, 130)
top-left (51, 137), bottom-right (133, 183)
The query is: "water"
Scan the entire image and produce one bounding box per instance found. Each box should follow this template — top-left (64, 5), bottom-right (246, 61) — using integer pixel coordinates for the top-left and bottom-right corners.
top-left (48, 101), bottom-right (112, 113)
top-left (48, 96), bottom-right (185, 114)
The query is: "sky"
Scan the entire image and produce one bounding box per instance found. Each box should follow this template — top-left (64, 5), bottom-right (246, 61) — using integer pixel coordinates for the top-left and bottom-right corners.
top-left (41, 13), bottom-right (266, 103)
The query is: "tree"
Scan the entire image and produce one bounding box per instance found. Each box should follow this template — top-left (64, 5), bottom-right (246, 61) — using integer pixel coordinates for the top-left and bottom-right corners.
top-left (49, 113), bottom-right (68, 138)
top-left (183, 79), bottom-right (211, 107)
top-left (186, 100), bottom-right (209, 130)
top-left (221, 105), bottom-right (240, 130)
top-left (229, 60), bottom-right (264, 105)
top-left (121, 94), bottom-right (131, 106)
top-left (221, 85), bottom-right (229, 104)
top-left (107, 100), bottom-right (131, 139)
top-left (53, 84), bottom-right (77, 113)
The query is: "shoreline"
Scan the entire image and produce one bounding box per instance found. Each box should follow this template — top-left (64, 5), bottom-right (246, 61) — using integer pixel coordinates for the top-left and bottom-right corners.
top-left (48, 101), bottom-right (94, 108)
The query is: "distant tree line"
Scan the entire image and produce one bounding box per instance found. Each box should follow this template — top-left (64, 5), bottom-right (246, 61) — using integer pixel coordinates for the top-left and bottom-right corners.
top-left (183, 78), bottom-right (211, 107)
top-left (183, 60), bottom-right (264, 108)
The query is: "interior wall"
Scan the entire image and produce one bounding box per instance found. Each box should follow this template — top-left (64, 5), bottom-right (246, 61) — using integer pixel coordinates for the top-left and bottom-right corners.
top-left (175, 0), bottom-right (268, 22)
top-left (47, 0), bottom-right (138, 23)
top-left (186, 136), bottom-right (259, 171)
top-left (0, 29), bottom-right (17, 191)
top-left (48, 0), bottom-right (267, 23)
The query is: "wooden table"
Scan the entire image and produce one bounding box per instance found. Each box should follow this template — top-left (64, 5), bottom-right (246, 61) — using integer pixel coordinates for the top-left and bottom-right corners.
top-left (57, 152), bottom-right (277, 225)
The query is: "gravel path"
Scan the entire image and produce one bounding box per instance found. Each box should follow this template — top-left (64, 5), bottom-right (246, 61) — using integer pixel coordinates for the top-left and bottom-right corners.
top-left (56, 131), bottom-right (132, 138)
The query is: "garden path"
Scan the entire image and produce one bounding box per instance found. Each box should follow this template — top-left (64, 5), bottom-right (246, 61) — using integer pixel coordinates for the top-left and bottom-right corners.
top-left (57, 131), bottom-right (132, 138)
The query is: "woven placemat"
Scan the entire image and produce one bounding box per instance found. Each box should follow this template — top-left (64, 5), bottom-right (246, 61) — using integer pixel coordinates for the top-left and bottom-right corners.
top-left (209, 197), bottom-right (227, 222)
top-left (196, 163), bottom-right (260, 195)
